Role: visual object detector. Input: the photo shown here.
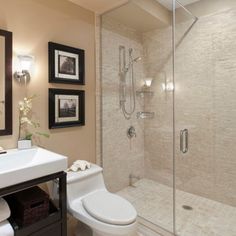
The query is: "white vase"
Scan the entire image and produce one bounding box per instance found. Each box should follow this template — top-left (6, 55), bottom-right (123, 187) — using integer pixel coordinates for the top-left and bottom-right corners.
top-left (18, 140), bottom-right (32, 149)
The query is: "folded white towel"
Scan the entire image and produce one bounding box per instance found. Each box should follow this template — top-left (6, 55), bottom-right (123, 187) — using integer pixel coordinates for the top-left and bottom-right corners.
top-left (68, 160), bottom-right (91, 172)
top-left (0, 198), bottom-right (10, 223)
top-left (0, 146), bottom-right (7, 154)
top-left (0, 221), bottom-right (14, 236)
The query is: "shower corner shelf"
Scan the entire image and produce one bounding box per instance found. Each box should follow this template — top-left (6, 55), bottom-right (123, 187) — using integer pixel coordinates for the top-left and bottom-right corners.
top-left (137, 112), bottom-right (155, 119)
top-left (136, 90), bottom-right (154, 98)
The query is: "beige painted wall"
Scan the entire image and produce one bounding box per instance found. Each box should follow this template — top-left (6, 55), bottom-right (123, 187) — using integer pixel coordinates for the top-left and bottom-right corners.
top-left (0, 0), bottom-right (96, 167)
top-left (0, 1), bottom-right (96, 234)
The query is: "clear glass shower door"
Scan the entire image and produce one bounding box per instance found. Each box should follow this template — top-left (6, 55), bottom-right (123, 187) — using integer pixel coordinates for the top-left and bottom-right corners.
top-left (174, 1), bottom-right (236, 235)
top-left (100, 0), bottom-right (175, 234)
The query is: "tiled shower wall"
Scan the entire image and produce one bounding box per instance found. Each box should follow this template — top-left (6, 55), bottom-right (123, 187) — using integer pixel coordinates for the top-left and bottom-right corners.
top-left (143, 8), bottom-right (236, 206)
top-left (101, 7), bottom-right (236, 207)
top-left (101, 16), bottom-right (145, 192)
top-left (142, 25), bottom-right (174, 188)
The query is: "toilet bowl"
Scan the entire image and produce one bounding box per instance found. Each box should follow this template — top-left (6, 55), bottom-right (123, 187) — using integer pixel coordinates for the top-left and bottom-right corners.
top-left (66, 164), bottom-right (137, 236)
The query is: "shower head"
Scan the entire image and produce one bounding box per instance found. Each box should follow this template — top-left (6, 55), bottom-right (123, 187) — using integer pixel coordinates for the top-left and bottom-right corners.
top-left (124, 56), bottom-right (142, 71)
top-left (133, 57), bottom-right (142, 63)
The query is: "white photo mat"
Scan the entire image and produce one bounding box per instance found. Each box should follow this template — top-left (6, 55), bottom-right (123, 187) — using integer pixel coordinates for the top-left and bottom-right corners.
top-left (55, 50), bottom-right (79, 80)
top-left (55, 94), bottom-right (79, 123)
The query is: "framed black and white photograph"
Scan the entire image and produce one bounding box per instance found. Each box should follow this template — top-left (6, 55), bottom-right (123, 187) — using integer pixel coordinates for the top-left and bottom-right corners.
top-left (49, 88), bottom-right (85, 129)
top-left (48, 42), bottom-right (85, 84)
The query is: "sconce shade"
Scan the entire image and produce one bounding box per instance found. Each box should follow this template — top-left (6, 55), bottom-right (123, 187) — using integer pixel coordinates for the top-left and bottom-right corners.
top-left (18, 55), bottom-right (34, 71)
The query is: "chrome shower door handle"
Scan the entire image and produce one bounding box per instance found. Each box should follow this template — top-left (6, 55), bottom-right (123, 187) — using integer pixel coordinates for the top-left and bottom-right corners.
top-left (180, 129), bottom-right (188, 154)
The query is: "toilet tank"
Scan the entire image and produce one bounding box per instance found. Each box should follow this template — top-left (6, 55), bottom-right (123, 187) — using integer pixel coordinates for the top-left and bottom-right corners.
top-left (67, 164), bottom-right (106, 203)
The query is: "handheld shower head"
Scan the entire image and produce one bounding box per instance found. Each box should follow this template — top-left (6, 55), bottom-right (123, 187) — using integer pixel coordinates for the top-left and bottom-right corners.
top-left (133, 57), bottom-right (142, 63)
top-left (124, 56), bottom-right (142, 72)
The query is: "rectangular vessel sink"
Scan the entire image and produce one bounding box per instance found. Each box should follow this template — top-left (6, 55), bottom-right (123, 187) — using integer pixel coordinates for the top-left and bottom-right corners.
top-left (0, 147), bottom-right (68, 189)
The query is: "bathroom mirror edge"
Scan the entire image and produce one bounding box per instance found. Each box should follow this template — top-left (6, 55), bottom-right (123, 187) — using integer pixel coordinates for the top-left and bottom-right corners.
top-left (0, 29), bottom-right (12, 136)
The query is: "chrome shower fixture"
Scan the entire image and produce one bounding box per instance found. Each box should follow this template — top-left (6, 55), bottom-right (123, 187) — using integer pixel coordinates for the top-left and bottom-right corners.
top-left (133, 56), bottom-right (142, 63)
top-left (126, 48), bottom-right (142, 70)
top-left (119, 46), bottom-right (141, 120)
top-left (127, 126), bottom-right (136, 139)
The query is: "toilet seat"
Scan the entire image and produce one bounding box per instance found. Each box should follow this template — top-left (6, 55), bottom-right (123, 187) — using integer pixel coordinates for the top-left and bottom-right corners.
top-left (82, 190), bottom-right (137, 225)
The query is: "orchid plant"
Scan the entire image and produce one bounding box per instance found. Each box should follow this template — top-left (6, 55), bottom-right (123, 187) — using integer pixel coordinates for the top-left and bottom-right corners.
top-left (18, 95), bottom-right (49, 140)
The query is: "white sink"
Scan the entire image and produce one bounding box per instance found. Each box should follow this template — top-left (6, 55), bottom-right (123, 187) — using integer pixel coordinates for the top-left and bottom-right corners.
top-left (0, 147), bottom-right (68, 188)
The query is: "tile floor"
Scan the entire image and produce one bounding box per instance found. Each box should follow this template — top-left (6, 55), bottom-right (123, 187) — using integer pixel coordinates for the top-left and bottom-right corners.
top-left (137, 225), bottom-right (161, 236)
top-left (118, 178), bottom-right (236, 236)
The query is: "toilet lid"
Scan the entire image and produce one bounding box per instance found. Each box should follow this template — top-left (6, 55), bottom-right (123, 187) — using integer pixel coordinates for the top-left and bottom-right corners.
top-left (82, 190), bottom-right (137, 225)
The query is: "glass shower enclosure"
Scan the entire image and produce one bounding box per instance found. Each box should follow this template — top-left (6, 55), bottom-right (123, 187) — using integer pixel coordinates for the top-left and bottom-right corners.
top-left (100, 0), bottom-right (236, 235)
top-left (174, 0), bottom-right (236, 235)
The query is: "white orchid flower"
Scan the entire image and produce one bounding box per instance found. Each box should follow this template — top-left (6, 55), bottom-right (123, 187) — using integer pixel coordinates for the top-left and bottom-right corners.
top-left (20, 117), bottom-right (33, 125)
top-left (18, 94), bottom-right (49, 140)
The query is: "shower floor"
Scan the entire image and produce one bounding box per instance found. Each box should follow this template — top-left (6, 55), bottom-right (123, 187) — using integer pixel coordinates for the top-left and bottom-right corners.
top-left (118, 178), bottom-right (236, 236)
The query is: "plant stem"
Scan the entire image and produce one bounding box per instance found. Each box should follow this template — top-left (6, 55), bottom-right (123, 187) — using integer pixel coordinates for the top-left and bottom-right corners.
top-left (18, 113), bottom-right (21, 140)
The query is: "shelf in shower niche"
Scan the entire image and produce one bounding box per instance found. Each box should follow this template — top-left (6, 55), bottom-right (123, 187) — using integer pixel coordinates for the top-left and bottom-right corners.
top-left (137, 112), bottom-right (155, 119)
top-left (136, 90), bottom-right (154, 98)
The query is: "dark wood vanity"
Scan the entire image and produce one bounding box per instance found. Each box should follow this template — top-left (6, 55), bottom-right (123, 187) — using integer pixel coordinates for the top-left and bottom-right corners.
top-left (0, 27), bottom-right (68, 236)
top-left (0, 172), bottom-right (67, 236)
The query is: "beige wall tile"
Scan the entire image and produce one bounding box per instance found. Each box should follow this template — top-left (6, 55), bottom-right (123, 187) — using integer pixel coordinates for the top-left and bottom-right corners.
top-left (101, 16), bottom-right (145, 192)
top-left (143, 7), bottom-right (236, 206)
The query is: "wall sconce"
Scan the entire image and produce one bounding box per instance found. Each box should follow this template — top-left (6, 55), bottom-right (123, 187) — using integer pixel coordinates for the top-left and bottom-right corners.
top-left (14, 55), bottom-right (34, 83)
top-left (136, 77), bottom-right (154, 97)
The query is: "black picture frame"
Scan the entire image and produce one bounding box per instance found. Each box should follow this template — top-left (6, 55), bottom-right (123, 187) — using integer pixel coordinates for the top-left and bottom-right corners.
top-left (48, 42), bottom-right (85, 85)
top-left (49, 88), bottom-right (85, 129)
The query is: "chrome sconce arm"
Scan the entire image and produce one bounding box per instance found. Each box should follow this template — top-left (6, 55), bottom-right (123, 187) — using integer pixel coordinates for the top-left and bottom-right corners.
top-left (14, 55), bottom-right (34, 83)
top-left (14, 69), bottom-right (31, 83)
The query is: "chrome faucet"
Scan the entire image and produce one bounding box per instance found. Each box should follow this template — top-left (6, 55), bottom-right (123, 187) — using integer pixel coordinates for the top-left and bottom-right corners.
top-left (127, 126), bottom-right (136, 139)
top-left (129, 174), bottom-right (140, 187)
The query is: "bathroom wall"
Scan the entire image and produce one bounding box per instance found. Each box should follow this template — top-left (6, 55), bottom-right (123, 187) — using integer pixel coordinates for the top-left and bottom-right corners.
top-left (143, 3), bottom-right (236, 206)
top-left (142, 24), bottom-right (174, 187)
top-left (95, 15), bottom-right (102, 166)
top-left (101, 15), bottom-right (145, 192)
top-left (99, 0), bottom-right (236, 207)
top-left (0, 0), bottom-right (96, 166)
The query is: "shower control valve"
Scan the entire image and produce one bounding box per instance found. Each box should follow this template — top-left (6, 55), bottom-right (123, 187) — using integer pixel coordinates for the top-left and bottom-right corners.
top-left (127, 126), bottom-right (136, 139)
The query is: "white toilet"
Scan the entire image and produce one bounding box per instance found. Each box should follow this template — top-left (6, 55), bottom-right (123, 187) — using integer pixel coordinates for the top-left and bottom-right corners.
top-left (66, 164), bottom-right (137, 236)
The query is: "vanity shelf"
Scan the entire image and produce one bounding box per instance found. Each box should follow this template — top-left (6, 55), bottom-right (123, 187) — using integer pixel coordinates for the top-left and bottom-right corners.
top-left (137, 111), bottom-right (155, 119)
top-left (9, 200), bottom-right (60, 235)
top-left (0, 172), bottom-right (67, 236)
top-left (136, 90), bottom-right (154, 98)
